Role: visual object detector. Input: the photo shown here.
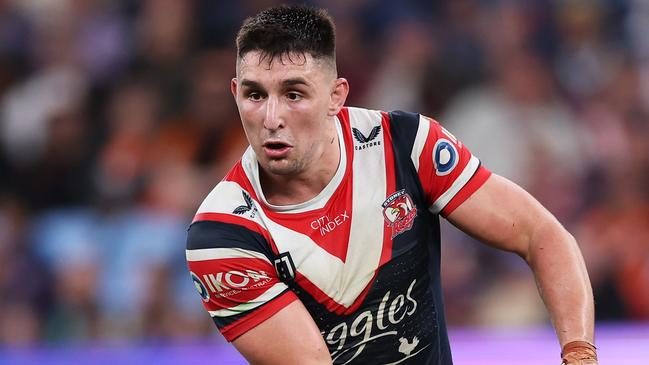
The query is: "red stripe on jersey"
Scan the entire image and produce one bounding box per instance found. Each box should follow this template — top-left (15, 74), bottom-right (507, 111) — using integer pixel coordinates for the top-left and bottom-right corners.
top-left (417, 118), bottom-right (475, 207)
top-left (338, 107), bottom-right (354, 158)
top-left (189, 257), bottom-right (278, 311)
top-left (223, 162), bottom-right (263, 203)
top-left (223, 161), bottom-right (246, 184)
top-left (192, 212), bottom-right (279, 254)
top-left (380, 111), bottom-right (396, 266)
top-left (440, 166), bottom-right (491, 217)
top-left (294, 271), bottom-right (346, 314)
top-left (220, 290), bottom-right (298, 342)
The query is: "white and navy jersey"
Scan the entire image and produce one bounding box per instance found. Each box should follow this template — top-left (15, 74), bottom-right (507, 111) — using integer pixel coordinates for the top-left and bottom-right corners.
top-left (186, 107), bottom-right (491, 364)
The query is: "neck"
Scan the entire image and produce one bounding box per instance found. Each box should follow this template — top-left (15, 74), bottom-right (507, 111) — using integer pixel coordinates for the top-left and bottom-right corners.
top-left (261, 125), bottom-right (340, 206)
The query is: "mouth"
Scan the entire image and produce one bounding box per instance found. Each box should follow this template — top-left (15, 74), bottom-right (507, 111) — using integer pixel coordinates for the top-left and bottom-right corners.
top-left (262, 140), bottom-right (292, 158)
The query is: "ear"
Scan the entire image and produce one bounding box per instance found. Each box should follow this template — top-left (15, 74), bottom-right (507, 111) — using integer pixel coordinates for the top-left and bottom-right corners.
top-left (328, 78), bottom-right (349, 116)
top-left (230, 78), bottom-right (238, 100)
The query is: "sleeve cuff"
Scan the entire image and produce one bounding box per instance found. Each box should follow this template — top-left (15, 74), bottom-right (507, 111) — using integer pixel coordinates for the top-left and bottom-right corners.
top-left (440, 167), bottom-right (491, 217)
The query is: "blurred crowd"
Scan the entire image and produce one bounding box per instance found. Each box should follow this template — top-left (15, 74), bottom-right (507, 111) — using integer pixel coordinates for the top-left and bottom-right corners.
top-left (0, 0), bottom-right (647, 346)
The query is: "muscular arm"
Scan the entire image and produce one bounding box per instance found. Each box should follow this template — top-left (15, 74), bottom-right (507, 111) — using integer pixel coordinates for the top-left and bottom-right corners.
top-left (446, 174), bottom-right (594, 347)
top-left (233, 300), bottom-right (333, 365)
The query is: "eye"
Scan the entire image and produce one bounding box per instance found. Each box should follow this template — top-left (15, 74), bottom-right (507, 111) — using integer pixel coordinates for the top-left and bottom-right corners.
top-left (248, 92), bottom-right (264, 101)
top-left (286, 92), bottom-right (303, 101)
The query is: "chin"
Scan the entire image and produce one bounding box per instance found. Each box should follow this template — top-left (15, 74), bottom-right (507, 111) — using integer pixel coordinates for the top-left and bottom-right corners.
top-left (265, 160), bottom-right (300, 176)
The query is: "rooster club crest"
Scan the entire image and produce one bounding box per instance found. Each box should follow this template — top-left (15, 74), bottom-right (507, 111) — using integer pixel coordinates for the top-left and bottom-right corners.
top-left (382, 189), bottom-right (417, 238)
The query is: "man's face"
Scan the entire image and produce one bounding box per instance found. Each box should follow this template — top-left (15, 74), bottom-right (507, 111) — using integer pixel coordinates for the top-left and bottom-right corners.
top-left (232, 51), bottom-right (344, 178)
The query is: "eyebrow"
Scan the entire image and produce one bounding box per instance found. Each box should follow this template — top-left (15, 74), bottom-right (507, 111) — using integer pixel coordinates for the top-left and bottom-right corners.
top-left (240, 80), bottom-right (263, 89)
top-left (281, 78), bottom-right (310, 87)
top-left (239, 78), bottom-right (311, 89)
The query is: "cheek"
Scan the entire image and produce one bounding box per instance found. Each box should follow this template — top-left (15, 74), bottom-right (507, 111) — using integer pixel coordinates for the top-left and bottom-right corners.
top-left (239, 114), bottom-right (261, 145)
top-left (238, 103), bottom-right (262, 129)
top-left (295, 100), bottom-right (329, 125)
top-left (238, 101), bottom-right (258, 119)
top-left (241, 120), bottom-right (260, 142)
top-left (297, 121), bottom-right (328, 150)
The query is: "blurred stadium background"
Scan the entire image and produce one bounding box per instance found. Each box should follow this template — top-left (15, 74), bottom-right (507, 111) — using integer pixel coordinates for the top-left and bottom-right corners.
top-left (0, 0), bottom-right (647, 364)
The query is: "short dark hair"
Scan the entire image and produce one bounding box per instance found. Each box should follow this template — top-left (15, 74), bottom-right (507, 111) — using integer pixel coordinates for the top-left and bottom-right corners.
top-left (236, 5), bottom-right (336, 65)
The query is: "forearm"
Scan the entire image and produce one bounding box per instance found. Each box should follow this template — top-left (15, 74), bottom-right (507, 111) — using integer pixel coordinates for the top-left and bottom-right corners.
top-left (446, 174), bottom-right (596, 362)
top-left (525, 220), bottom-right (595, 347)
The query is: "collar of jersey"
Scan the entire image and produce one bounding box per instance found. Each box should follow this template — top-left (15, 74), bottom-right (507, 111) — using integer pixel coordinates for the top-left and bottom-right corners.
top-left (242, 116), bottom-right (347, 214)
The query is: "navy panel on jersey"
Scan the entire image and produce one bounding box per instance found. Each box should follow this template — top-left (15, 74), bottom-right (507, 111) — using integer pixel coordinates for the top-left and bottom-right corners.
top-left (388, 110), bottom-right (420, 157)
top-left (187, 220), bottom-right (274, 259)
top-left (388, 110), bottom-right (425, 196)
top-left (388, 110), bottom-right (452, 364)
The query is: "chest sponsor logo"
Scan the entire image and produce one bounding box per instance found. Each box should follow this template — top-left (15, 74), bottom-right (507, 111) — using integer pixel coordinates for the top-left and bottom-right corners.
top-left (310, 211), bottom-right (349, 236)
top-left (232, 191), bottom-right (257, 218)
top-left (382, 189), bottom-right (417, 238)
top-left (196, 269), bottom-right (272, 299)
top-left (322, 279), bottom-right (429, 364)
top-left (352, 125), bottom-right (382, 150)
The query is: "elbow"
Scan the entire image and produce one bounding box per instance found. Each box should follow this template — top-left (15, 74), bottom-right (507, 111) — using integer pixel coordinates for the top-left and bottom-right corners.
top-left (524, 221), bottom-right (577, 266)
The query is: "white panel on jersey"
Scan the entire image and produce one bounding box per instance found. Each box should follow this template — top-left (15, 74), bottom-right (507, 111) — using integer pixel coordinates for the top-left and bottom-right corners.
top-left (340, 107), bottom-right (387, 305)
top-left (208, 282), bottom-right (286, 317)
top-left (429, 155), bottom-right (480, 214)
top-left (241, 117), bottom-right (347, 214)
top-left (251, 207), bottom-right (347, 300)
top-left (186, 247), bottom-right (270, 262)
top-left (197, 181), bottom-right (257, 215)
top-left (410, 114), bottom-right (430, 172)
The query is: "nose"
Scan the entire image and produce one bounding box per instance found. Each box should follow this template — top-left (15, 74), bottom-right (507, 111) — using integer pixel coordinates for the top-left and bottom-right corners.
top-left (263, 96), bottom-right (283, 130)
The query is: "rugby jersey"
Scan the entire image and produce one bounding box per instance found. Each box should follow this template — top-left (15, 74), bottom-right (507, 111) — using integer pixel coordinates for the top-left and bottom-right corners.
top-left (186, 107), bottom-right (491, 364)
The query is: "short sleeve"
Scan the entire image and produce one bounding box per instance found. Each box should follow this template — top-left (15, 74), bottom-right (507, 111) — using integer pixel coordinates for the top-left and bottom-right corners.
top-left (186, 220), bottom-right (298, 341)
top-left (410, 115), bottom-right (491, 216)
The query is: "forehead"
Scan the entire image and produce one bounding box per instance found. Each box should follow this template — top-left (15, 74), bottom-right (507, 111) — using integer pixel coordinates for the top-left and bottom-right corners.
top-left (237, 51), bottom-right (330, 85)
